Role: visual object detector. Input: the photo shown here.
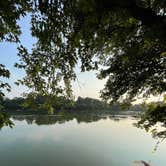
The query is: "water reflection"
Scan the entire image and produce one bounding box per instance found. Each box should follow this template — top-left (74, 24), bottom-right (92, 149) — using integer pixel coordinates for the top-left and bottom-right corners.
top-left (1, 114), bottom-right (166, 166)
top-left (12, 113), bottom-right (133, 126)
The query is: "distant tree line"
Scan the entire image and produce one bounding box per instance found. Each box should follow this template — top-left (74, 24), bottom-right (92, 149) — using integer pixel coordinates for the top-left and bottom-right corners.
top-left (0, 96), bottom-right (143, 115)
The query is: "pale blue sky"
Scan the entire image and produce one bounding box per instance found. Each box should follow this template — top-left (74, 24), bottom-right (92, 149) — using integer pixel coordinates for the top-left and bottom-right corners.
top-left (0, 16), bottom-right (106, 99)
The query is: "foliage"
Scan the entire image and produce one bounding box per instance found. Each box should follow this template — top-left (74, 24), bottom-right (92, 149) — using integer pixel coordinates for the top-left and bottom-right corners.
top-left (0, 0), bottom-right (31, 127)
top-left (136, 102), bottom-right (166, 138)
top-left (0, 0), bottom-right (31, 42)
top-left (0, 64), bottom-right (10, 99)
top-left (75, 96), bottom-right (109, 110)
top-left (1, 96), bottom-right (125, 113)
top-left (12, 0), bottom-right (166, 104)
top-left (0, 112), bottom-right (13, 129)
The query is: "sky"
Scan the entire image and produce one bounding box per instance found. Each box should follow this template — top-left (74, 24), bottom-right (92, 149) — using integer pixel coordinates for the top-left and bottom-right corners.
top-left (0, 16), bottom-right (106, 99)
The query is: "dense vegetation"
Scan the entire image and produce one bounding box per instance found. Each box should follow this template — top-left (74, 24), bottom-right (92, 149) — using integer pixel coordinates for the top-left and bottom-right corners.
top-left (0, 0), bottom-right (165, 103)
top-left (0, 96), bottom-right (143, 115)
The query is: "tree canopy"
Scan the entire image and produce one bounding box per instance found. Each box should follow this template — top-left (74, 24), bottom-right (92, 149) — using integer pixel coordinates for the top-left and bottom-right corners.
top-left (1, 0), bottom-right (166, 101)
top-left (0, 0), bottom-right (166, 135)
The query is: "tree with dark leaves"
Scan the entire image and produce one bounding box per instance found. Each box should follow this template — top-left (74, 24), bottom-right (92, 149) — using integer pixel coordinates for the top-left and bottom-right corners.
top-left (0, 0), bottom-right (166, 135)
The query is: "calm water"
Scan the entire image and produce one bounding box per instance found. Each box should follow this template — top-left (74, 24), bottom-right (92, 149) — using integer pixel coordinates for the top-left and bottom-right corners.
top-left (0, 115), bottom-right (166, 166)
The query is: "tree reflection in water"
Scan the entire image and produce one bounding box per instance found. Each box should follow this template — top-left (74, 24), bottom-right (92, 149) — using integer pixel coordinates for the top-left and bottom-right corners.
top-left (12, 113), bottom-right (131, 126)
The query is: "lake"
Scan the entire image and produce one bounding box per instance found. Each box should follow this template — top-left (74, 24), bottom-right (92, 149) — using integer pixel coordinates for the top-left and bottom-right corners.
top-left (0, 114), bottom-right (166, 166)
